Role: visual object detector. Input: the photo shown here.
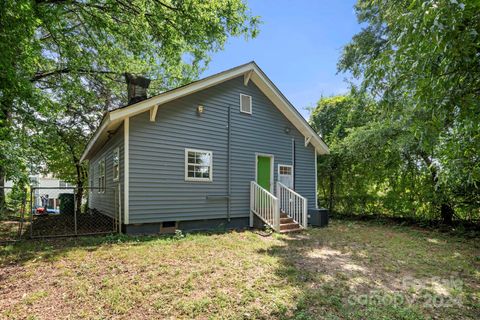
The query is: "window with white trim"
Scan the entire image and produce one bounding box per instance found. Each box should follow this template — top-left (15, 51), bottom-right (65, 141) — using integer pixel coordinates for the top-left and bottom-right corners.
top-left (240, 93), bottom-right (252, 114)
top-left (98, 159), bottom-right (106, 193)
top-left (112, 147), bottom-right (120, 181)
top-left (278, 164), bottom-right (293, 189)
top-left (185, 149), bottom-right (213, 181)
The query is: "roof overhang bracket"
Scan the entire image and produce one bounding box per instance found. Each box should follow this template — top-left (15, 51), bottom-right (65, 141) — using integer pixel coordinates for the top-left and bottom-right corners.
top-left (150, 104), bottom-right (159, 122)
top-left (244, 70), bottom-right (253, 86)
top-left (304, 136), bottom-right (312, 147)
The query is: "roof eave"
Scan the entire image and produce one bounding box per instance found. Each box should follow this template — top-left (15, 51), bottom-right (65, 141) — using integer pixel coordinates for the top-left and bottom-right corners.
top-left (80, 61), bottom-right (330, 161)
top-left (80, 114), bottom-right (111, 162)
top-left (248, 63), bottom-right (330, 154)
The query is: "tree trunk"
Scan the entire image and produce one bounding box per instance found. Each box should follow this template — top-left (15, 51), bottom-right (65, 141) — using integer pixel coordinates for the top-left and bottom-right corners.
top-left (440, 203), bottom-right (454, 225)
top-left (75, 162), bottom-right (84, 216)
top-left (327, 157), bottom-right (339, 214)
top-left (419, 151), bottom-right (455, 225)
top-left (0, 101), bottom-right (10, 212)
top-left (0, 164), bottom-right (5, 212)
top-left (75, 183), bottom-right (83, 216)
top-left (328, 173), bottom-right (335, 213)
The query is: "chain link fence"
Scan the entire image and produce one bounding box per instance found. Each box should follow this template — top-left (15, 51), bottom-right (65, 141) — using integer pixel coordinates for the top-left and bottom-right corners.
top-left (29, 187), bottom-right (120, 238)
top-left (0, 186), bottom-right (120, 241)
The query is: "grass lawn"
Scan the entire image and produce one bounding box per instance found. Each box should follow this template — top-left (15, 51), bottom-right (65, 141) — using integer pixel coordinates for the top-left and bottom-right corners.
top-left (0, 220), bottom-right (479, 319)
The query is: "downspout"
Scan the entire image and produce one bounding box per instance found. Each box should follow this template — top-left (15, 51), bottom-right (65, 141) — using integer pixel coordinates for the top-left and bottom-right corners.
top-left (227, 105), bottom-right (232, 221)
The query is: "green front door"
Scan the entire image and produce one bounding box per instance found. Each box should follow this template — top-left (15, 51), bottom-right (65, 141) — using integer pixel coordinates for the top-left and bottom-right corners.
top-left (257, 156), bottom-right (271, 191)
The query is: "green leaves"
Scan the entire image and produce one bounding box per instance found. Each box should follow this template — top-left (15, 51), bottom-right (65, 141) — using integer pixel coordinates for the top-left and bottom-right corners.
top-left (0, 0), bottom-right (259, 186)
top-left (331, 0), bottom-right (480, 222)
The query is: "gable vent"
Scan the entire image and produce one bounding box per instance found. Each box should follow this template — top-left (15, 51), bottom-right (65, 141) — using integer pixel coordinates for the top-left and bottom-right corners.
top-left (240, 94), bottom-right (252, 114)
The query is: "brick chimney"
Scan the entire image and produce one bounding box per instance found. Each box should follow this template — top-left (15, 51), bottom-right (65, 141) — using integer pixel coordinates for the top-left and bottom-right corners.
top-left (125, 73), bottom-right (151, 105)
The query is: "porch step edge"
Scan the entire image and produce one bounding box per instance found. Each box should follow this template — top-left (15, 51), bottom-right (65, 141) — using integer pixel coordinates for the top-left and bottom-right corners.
top-left (280, 217), bottom-right (294, 224)
top-left (279, 222), bottom-right (300, 230)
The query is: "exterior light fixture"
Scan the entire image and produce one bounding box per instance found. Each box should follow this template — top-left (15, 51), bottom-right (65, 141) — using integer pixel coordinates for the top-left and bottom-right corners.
top-left (197, 105), bottom-right (204, 114)
top-left (284, 127), bottom-right (291, 134)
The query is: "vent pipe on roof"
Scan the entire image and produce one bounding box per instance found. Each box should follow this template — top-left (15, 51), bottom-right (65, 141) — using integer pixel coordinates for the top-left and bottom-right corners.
top-left (125, 73), bottom-right (151, 105)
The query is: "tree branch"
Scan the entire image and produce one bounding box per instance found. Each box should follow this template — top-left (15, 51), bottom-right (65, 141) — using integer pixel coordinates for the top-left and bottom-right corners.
top-left (31, 68), bottom-right (119, 82)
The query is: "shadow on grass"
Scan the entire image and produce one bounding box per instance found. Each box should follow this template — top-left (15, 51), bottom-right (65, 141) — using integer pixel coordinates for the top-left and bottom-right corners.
top-left (0, 234), bottom-right (145, 266)
top-left (0, 227), bottom-right (246, 268)
top-left (259, 228), bottom-right (433, 320)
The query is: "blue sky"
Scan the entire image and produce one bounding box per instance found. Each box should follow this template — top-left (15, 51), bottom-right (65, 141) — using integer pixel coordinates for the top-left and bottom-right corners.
top-left (202, 0), bottom-right (360, 119)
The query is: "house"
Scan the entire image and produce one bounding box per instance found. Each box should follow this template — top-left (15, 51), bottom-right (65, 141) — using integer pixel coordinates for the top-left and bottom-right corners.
top-left (80, 62), bottom-right (329, 234)
top-left (5, 174), bottom-right (74, 209)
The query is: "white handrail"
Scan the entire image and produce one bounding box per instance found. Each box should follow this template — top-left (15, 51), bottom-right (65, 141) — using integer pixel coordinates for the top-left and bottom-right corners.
top-left (277, 182), bottom-right (308, 228)
top-left (250, 181), bottom-right (280, 231)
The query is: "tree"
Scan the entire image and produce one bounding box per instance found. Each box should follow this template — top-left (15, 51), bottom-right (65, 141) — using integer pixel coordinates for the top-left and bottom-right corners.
top-left (310, 94), bottom-right (387, 215)
top-left (310, 95), bottom-right (360, 212)
top-left (310, 93), bottom-right (450, 221)
top-left (0, 0), bottom-right (260, 205)
top-left (337, 0), bottom-right (480, 224)
top-left (31, 106), bottom-right (93, 215)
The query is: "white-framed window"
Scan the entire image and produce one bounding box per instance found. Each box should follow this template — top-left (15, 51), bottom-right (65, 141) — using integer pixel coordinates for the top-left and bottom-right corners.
top-left (112, 147), bottom-right (120, 181)
top-left (239, 93), bottom-right (252, 114)
top-left (185, 148), bottom-right (213, 182)
top-left (98, 158), bottom-right (106, 193)
top-left (278, 164), bottom-right (293, 189)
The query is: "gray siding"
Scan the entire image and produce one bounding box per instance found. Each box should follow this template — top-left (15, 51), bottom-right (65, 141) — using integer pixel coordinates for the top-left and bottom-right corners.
top-left (128, 76), bottom-right (316, 224)
top-left (89, 124), bottom-right (124, 218)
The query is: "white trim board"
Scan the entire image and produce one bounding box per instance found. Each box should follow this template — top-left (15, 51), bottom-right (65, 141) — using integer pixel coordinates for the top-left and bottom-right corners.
top-left (80, 61), bottom-right (329, 161)
top-left (315, 149), bottom-right (318, 209)
top-left (124, 117), bottom-right (129, 224)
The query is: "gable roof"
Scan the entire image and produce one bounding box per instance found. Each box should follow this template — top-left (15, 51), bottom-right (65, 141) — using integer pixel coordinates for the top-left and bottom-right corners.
top-left (80, 61), bottom-right (329, 161)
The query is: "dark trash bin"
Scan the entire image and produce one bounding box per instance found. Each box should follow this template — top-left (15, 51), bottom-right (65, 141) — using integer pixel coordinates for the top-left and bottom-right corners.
top-left (59, 193), bottom-right (75, 215)
top-left (308, 208), bottom-right (329, 227)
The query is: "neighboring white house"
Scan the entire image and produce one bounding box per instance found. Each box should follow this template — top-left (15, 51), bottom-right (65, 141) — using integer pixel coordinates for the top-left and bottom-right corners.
top-left (5, 174), bottom-right (74, 209)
